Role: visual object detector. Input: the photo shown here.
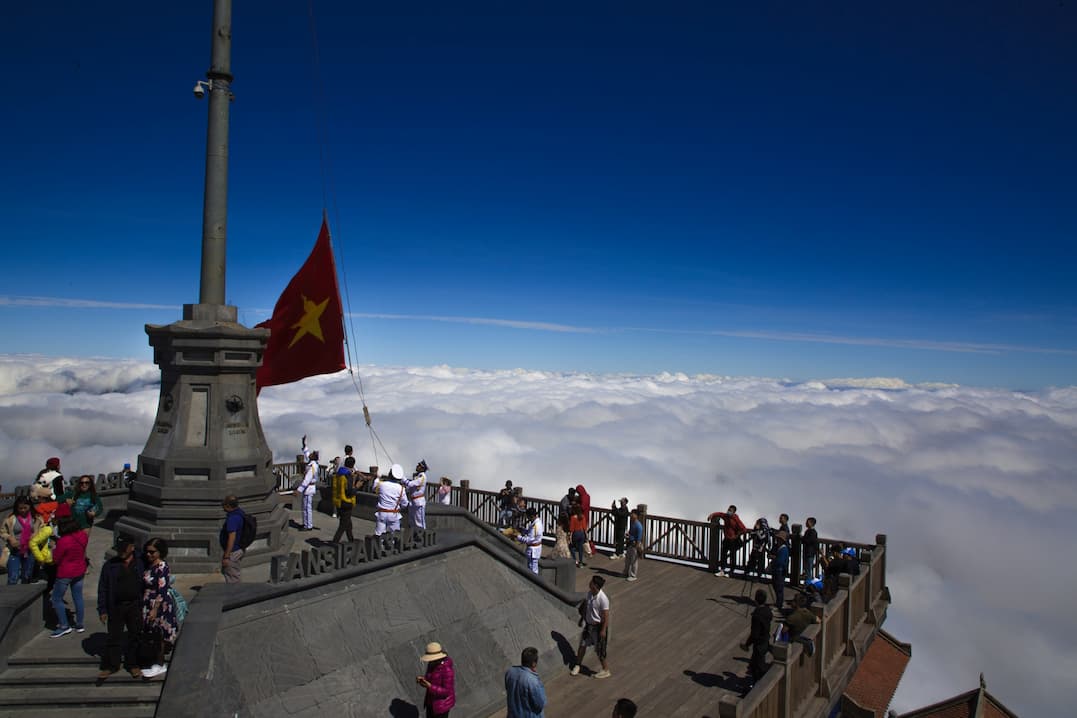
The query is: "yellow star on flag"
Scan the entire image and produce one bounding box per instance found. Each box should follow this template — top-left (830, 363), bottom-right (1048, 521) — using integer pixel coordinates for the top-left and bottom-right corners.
top-left (288, 294), bottom-right (330, 348)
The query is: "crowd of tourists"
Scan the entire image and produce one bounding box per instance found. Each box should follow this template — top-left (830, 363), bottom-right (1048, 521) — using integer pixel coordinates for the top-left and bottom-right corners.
top-left (706, 503), bottom-right (863, 692)
top-left (1, 458), bottom-right (186, 682)
top-left (3, 447), bottom-right (869, 711)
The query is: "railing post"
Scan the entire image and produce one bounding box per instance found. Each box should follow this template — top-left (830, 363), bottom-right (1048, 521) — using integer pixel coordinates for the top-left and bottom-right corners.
top-left (708, 514), bottom-right (722, 573)
top-left (790, 523), bottom-right (803, 589)
top-left (839, 573), bottom-right (853, 655)
top-left (459, 479), bottom-right (471, 511)
top-left (294, 453), bottom-right (304, 476)
top-left (718, 694), bottom-right (741, 718)
top-left (772, 642), bottom-right (793, 717)
top-left (862, 551), bottom-right (875, 619)
top-left (811, 603), bottom-right (827, 697)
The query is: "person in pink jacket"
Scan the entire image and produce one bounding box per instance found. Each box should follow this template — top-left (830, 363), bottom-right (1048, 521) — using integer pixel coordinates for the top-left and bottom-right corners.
top-left (416, 641), bottom-right (456, 717)
top-left (50, 503), bottom-right (89, 638)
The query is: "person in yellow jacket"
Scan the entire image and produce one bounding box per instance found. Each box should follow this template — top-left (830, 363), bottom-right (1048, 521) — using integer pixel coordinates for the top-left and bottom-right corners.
top-left (331, 457), bottom-right (358, 543)
top-left (29, 523), bottom-right (55, 565)
top-left (30, 522), bottom-right (63, 627)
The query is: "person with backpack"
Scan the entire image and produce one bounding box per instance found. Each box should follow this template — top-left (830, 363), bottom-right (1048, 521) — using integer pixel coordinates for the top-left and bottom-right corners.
top-left (219, 495), bottom-right (251, 583)
top-left (331, 457), bottom-right (358, 543)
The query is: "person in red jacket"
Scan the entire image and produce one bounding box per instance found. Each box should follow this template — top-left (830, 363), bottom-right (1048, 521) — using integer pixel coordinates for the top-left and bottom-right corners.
top-left (707, 505), bottom-right (747, 577)
top-left (49, 503), bottom-right (88, 637)
top-left (416, 641), bottom-right (456, 717)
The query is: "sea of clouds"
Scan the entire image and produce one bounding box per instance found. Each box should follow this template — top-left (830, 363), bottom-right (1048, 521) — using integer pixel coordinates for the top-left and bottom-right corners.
top-left (0, 354), bottom-right (1074, 715)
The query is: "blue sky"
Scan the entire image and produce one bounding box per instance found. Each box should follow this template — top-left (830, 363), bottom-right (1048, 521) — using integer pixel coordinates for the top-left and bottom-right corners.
top-left (2, 1), bottom-right (1075, 389)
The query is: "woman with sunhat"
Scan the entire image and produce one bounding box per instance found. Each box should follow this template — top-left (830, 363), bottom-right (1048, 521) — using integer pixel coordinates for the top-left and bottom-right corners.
top-left (416, 641), bottom-right (456, 717)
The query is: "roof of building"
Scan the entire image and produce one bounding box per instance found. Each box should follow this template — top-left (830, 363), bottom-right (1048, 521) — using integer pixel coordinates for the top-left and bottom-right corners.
top-left (843, 629), bottom-right (912, 717)
top-left (894, 674), bottom-right (1020, 718)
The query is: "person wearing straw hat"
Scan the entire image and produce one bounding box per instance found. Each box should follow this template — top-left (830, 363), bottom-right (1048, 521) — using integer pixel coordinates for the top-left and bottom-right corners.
top-left (416, 641), bottom-right (455, 717)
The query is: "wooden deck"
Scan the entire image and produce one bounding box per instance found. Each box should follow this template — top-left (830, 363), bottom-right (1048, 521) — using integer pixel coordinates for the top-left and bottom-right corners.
top-left (488, 556), bottom-right (771, 718)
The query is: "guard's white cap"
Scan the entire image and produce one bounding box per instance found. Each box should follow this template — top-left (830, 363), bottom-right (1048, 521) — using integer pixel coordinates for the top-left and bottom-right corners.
top-left (389, 464), bottom-right (405, 480)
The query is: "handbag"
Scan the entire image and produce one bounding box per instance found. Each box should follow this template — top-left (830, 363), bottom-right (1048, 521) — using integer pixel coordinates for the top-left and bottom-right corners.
top-left (136, 624), bottom-right (164, 667)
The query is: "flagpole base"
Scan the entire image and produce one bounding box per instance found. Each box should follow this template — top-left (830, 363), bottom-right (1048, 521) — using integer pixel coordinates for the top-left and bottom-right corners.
top-left (114, 314), bottom-right (291, 573)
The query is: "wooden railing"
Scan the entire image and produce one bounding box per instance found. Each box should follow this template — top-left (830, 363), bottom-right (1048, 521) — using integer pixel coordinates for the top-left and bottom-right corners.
top-left (713, 537), bottom-right (891, 718)
top-left (270, 461), bottom-right (883, 588)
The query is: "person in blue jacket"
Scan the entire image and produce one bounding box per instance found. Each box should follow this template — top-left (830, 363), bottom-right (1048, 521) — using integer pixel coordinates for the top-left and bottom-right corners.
top-left (505, 646), bottom-right (546, 718)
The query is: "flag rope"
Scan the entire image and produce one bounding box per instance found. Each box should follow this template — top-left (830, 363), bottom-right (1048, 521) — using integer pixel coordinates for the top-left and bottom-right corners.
top-left (305, 0), bottom-right (391, 467)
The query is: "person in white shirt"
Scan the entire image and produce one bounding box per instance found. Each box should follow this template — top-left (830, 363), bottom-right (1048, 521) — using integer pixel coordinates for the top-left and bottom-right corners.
top-left (515, 507), bottom-right (543, 574)
top-left (373, 464), bottom-right (409, 536)
top-left (296, 437), bottom-right (319, 531)
top-left (571, 575), bottom-right (611, 679)
top-left (405, 460), bottom-right (429, 530)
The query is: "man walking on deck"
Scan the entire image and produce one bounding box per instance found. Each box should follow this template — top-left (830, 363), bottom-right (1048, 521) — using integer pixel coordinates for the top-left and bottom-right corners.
top-left (331, 457), bottom-right (357, 543)
top-left (571, 575), bottom-right (611, 678)
top-left (219, 495), bottom-right (246, 583)
top-left (505, 646), bottom-right (546, 718)
top-left (740, 588), bottom-right (772, 690)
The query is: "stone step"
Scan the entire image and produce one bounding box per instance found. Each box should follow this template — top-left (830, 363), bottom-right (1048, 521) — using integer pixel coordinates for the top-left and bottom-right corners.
top-left (0, 664), bottom-right (163, 684)
top-left (0, 681), bottom-right (161, 706)
top-left (6, 653), bottom-right (99, 666)
top-left (0, 705), bottom-right (157, 718)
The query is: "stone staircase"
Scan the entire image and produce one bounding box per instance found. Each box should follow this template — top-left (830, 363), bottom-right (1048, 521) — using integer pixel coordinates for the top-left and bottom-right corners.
top-left (0, 630), bottom-right (162, 717)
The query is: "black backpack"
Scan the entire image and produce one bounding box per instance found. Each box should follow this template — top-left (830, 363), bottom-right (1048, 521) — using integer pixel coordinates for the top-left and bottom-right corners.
top-left (238, 509), bottom-right (257, 550)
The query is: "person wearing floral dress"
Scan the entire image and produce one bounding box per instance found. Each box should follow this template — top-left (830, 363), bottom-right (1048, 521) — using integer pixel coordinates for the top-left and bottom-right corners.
top-left (141, 537), bottom-right (178, 679)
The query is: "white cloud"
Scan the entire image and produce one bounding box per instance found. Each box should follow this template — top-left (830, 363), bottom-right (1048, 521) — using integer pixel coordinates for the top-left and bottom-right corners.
top-left (1, 356), bottom-right (1074, 715)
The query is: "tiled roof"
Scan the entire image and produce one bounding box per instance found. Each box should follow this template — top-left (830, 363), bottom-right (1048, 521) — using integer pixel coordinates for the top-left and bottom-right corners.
top-left (894, 675), bottom-right (1020, 718)
top-left (843, 629), bottom-right (912, 717)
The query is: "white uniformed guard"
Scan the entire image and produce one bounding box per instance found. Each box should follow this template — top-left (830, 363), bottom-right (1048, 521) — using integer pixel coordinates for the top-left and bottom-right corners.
top-left (516, 507), bottom-right (543, 575)
top-left (373, 464), bottom-right (409, 536)
top-left (297, 437), bottom-right (319, 531)
top-left (405, 460), bottom-right (428, 529)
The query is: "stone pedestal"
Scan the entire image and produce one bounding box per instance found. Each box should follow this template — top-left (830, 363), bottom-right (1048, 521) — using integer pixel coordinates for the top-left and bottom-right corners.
top-left (113, 303), bottom-right (291, 572)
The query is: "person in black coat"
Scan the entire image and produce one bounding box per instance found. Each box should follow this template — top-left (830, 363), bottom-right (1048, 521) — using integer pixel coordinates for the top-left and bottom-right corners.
top-left (801, 516), bottom-right (819, 579)
top-left (97, 534), bottom-right (146, 681)
top-left (740, 589), bottom-right (772, 689)
top-left (610, 498), bottom-right (630, 559)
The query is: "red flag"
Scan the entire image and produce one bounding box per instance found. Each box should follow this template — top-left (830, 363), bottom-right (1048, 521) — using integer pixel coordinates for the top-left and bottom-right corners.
top-left (256, 219), bottom-right (346, 390)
